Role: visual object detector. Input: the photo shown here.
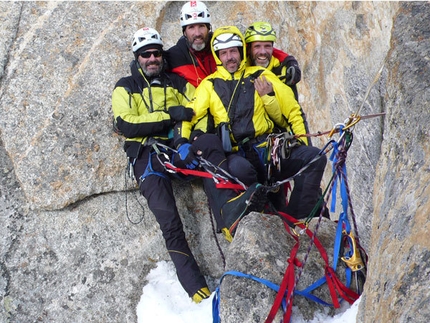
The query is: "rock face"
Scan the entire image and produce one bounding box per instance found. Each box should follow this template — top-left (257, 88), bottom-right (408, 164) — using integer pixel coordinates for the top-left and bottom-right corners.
top-left (1, 1), bottom-right (429, 323)
top-left (357, 3), bottom-right (430, 323)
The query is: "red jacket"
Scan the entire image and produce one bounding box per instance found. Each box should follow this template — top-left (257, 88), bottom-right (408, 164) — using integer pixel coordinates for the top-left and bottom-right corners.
top-left (165, 35), bottom-right (216, 88)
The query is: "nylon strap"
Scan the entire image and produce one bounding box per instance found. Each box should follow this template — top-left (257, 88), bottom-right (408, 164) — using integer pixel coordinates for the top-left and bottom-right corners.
top-left (164, 162), bottom-right (245, 190)
top-left (264, 211), bottom-right (359, 323)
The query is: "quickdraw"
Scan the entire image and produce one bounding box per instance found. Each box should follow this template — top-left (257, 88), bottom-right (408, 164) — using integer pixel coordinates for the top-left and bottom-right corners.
top-left (266, 132), bottom-right (299, 179)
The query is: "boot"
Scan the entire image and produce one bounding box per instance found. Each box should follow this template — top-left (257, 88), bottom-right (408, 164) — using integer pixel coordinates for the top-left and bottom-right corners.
top-left (221, 183), bottom-right (267, 239)
top-left (192, 287), bottom-right (211, 303)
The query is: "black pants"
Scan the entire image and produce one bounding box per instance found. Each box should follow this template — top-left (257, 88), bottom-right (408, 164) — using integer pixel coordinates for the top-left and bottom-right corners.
top-left (274, 144), bottom-right (327, 218)
top-left (239, 143), bottom-right (327, 219)
top-left (190, 134), bottom-right (256, 231)
top-left (133, 145), bottom-right (207, 298)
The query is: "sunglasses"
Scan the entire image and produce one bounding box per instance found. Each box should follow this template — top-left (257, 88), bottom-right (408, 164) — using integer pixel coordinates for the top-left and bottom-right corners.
top-left (139, 50), bottom-right (163, 59)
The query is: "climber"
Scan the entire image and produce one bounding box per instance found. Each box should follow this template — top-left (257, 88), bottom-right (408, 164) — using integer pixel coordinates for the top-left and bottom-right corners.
top-left (112, 28), bottom-right (267, 302)
top-left (165, 0), bottom-right (216, 87)
top-left (244, 22), bottom-right (332, 216)
top-left (111, 26), bottom-right (212, 303)
top-left (244, 21), bottom-right (313, 141)
top-left (164, 2), bottom-right (271, 239)
top-left (245, 21), bottom-right (302, 101)
top-left (175, 25), bottom-right (327, 237)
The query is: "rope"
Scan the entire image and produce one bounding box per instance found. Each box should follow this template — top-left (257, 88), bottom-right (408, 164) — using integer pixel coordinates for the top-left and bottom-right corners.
top-left (207, 198), bottom-right (226, 270)
top-left (124, 163), bottom-right (145, 225)
top-left (270, 139), bottom-right (335, 191)
top-left (355, 59), bottom-right (386, 118)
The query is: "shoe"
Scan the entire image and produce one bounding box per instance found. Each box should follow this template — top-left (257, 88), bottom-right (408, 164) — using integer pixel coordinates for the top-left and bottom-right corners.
top-left (221, 183), bottom-right (267, 237)
top-left (221, 227), bottom-right (233, 243)
top-left (192, 287), bottom-right (211, 304)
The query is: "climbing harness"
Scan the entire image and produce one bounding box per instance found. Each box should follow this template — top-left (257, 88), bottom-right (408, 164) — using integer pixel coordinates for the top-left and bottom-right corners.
top-left (123, 141), bottom-right (248, 191)
top-left (139, 148), bottom-right (170, 183)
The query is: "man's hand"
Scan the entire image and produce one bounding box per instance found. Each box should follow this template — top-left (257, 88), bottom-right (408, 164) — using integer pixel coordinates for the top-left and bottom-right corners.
top-left (254, 76), bottom-right (274, 97)
top-left (168, 105), bottom-right (195, 122)
top-left (177, 143), bottom-right (199, 169)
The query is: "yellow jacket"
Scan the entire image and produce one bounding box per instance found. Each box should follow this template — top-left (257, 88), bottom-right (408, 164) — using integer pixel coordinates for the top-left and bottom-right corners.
top-left (112, 60), bottom-right (195, 157)
top-left (175, 26), bottom-right (308, 149)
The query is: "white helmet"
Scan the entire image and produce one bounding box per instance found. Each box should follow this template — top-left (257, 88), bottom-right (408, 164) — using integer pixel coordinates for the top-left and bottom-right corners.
top-left (180, 1), bottom-right (211, 27)
top-left (132, 27), bottom-right (163, 53)
top-left (213, 33), bottom-right (243, 51)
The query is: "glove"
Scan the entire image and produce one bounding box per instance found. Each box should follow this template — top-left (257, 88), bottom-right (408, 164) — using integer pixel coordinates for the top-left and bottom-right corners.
top-left (168, 105), bottom-right (194, 122)
top-left (177, 143), bottom-right (199, 169)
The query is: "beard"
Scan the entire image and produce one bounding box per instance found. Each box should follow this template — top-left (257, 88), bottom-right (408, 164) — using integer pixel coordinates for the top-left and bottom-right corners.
top-left (141, 60), bottom-right (163, 77)
top-left (251, 54), bottom-right (270, 68)
top-left (187, 34), bottom-right (209, 52)
top-left (224, 58), bottom-right (240, 73)
top-left (191, 42), bottom-right (206, 51)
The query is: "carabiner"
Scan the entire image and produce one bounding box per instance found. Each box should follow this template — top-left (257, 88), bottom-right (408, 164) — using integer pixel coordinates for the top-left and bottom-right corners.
top-left (343, 114), bottom-right (361, 131)
top-left (341, 230), bottom-right (365, 272)
top-left (328, 123), bottom-right (345, 138)
top-left (292, 221), bottom-right (307, 236)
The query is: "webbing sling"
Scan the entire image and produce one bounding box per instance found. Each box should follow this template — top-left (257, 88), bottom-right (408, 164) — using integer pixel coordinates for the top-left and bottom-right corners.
top-left (212, 271), bottom-right (283, 323)
top-left (164, 162), bottom-right (245, 190)
top-left (264, 217), bottom-right (300, 323)
top-left (212, 269), bottom-right (338, 323)
top-left (267, 130), bottom-right (360, 322)
top-left (212, 131), bottom-right (361, 323)
top-left (211, 210), bottom-right (360, 323)
top-left (295, 135), bottom-right (357, 308)
top-left (264, 212), bottom-right (359, 323)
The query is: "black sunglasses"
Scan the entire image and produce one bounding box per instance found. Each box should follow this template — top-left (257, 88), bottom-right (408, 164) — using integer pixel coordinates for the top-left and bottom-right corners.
top-left (139, 50), bottom-right (163, 59)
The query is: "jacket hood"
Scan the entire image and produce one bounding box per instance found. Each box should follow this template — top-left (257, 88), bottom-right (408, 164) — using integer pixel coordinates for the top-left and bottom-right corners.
top-left (210, 26), bottom-right (247, 75)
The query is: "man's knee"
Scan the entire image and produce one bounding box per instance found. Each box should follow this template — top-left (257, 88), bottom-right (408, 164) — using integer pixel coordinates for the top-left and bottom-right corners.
top-left (192, 133), bottom-right (226, 166)
top-left (192, 133), bottom-right (223, 153)
top-left (227, 154), bottom-right (258, 186)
